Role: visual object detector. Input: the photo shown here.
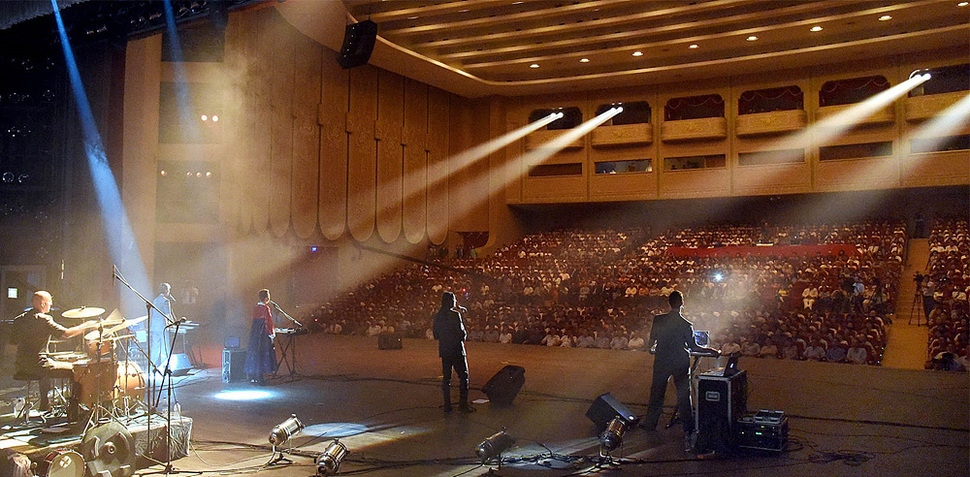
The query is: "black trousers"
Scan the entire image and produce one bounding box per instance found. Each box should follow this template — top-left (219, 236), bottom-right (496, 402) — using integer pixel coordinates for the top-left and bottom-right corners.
top-left (441, 354), bottom-right (469, 406)
top-left (644, 364), bottom-right (693, 434)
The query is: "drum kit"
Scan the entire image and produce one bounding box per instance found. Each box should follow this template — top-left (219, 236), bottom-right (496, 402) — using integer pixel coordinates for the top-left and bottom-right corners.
top-left (40, 306), bottom-right (149, 427)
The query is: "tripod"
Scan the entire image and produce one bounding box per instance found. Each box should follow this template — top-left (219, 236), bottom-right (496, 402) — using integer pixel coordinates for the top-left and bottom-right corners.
top-left (909, 291), bottom-right (925, 326)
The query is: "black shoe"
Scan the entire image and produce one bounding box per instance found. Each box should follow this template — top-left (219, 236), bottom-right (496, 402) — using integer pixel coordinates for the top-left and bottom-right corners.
top-left (458, 403), bottom-right (475, 413)
top-left (443, 404), bottom-right (453, 413)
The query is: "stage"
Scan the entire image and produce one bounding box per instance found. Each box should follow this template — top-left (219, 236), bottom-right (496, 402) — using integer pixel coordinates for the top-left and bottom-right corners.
top-left (2, 334), bottom-right (967, 477)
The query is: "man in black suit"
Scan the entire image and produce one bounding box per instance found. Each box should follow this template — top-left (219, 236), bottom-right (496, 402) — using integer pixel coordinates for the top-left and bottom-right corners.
top-left (433, 292), bottom-right (473, 413)
top-left (643, 291), bottom-right (717, 451)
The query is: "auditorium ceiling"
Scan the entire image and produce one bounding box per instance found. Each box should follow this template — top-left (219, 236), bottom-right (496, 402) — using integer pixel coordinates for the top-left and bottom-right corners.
top-left (324, 0), bottom-right (970, 96)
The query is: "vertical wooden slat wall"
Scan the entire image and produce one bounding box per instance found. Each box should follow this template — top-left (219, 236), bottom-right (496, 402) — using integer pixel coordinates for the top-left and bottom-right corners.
top-left (221, 9), bottom-right (467, 243)
top-left (291, 34), bottom-right (322, 240)
top-left (269, 23), bottom-right (295, 237)
top-left (403, 79), bottom-right (429, 244)
top-left (250, 12), bottom-right (273, 235)
top-left (318, 55), bottom-right (349, 241)
top-left (376, 70), bottom-right (404, 243)
top-left (347, 65), bottom-right (379, 242)
top-left (427, 87), bottom-right (451, 245)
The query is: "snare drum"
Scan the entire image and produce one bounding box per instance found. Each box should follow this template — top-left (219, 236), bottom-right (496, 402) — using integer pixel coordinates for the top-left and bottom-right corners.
top-left (38, 449), bottom-right (84, 477)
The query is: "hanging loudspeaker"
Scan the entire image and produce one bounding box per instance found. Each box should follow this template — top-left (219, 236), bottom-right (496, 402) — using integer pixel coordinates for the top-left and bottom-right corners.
top-left (337, 20), bottom-right (378, 69)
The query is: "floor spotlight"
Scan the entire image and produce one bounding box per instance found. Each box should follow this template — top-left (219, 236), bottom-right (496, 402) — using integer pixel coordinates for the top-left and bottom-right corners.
top-left (315, 439), bottom-right (348, 476)
top-left (476, 429), bottom-right (515, 467)
top-left (599, 417), bottom-right (627, 458)
top-left (267, 414), bottom-right (304, 465)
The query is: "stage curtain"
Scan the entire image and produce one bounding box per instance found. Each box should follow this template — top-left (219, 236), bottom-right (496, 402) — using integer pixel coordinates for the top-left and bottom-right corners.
top-left (427, 87), bottom-right (450, 245)
top-left (318, 56), bottom-right (349, 241)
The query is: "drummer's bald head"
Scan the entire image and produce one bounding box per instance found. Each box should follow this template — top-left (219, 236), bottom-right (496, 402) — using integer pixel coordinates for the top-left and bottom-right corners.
top-left (32, 290), bottom-right (52, 312)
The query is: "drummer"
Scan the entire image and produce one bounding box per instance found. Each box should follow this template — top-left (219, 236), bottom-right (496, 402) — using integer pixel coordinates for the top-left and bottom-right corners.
top-left (9, 291), bottom-right (98, 411)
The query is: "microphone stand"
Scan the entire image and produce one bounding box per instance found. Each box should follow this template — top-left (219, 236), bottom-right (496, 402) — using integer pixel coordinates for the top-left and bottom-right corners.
top-left (113, 267), bottom-right (197, 476)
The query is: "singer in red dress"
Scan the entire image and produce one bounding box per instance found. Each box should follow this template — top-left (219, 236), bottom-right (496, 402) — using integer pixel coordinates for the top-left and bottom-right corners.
top-left (244, 289), bottom-right (276, 385)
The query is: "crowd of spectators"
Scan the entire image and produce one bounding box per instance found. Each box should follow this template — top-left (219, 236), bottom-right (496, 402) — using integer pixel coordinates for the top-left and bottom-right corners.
top-left (306, 222), bottom-right (907, 366)
top-left (924, 219), bottom-right (969, 371)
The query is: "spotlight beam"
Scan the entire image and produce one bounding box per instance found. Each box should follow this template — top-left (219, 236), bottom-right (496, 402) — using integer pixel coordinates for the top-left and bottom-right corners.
top-left (52, 0), bottom-right (152, 315)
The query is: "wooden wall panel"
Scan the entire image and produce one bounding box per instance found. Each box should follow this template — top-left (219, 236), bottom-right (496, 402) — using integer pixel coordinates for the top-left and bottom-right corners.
top-left (318, 56), bottom-right (349, 241)
top-left (223, 12), bottom-right (253, 233)
top-left (269, 29), bottom-right (295, 237)
top-left (347, 65), bottom-right (379, 242)
top-left (403, 79), bottom-right (428, 244)
top-left (376, 71), bottom-right (404, 243)
top-left (291, 38), bottom-right (322, 239)
top-left (251, 12), bottom-right (274, 235)
top-left (427, 87), bottom-right (450, 245)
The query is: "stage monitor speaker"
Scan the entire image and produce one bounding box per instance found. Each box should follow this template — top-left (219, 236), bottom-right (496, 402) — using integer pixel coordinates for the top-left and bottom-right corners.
top-left (482, 365), bottom-right (525, 406)
top-left (165, 353), bottom-right (192, 377)
top-left (222, 348), bottom-right (246, 383)
top-left (378, 333), bottom-right (402, 350)
top-left (337, 20), bottom-right (377, 69)
top-left (586, 392), bottom-right (639, 428)
top-left (696, 369), bottom-right (747, 454)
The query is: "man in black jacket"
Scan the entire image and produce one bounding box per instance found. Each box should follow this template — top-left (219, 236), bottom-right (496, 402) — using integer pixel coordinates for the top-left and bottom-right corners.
top-left (643, 291), bottom-right (718, 451)
top-left (433, 292), bottom-right (473, 413)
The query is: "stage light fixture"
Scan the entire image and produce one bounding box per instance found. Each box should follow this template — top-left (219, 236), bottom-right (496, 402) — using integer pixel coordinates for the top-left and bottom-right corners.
top-left (599, 417), bottom-right (627, 455)
top-left (476, 429), bottom-right (515, 465)
top-left (269, 414), bottom-right (305, 446)
top-left (910, 69), bottom-right (932, 80)
top-left (315, 439), bottom-right (348, 476)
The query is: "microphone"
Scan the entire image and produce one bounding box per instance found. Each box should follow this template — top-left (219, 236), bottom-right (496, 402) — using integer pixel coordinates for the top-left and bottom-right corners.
top-left (270, 300), bottom-right (281, 308)
top-left (168, 293), bottom-right (177, 303)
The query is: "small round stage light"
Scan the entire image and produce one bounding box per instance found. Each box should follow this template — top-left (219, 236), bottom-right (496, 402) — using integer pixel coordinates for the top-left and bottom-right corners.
top-left (315, 439), bottom-right (348, 476)
top-left (476, 430), bottom-right (514, 465)
top-left (200, 114), bottom-right (208, 121)
top-left (599, 417), bottom-right (627, 454)
top-left (269, 414), bottom-right (305, 446)
top-left (212, 115), bottom-right (219, 122)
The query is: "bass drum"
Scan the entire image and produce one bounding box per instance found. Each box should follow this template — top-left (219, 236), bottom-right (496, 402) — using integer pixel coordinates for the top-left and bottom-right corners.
top-left (114, 361), bottom-right (146, 412)
top-left (37, 449), bottom-right (84, 477)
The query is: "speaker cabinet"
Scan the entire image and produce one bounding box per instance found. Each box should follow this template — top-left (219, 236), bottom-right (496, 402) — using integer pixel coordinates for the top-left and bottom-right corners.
top-left (695, 370), bottom-right (747, 454)
top-left (337, 20), bottom-right (377, 69)
top-left (586, 392), bottom-right (640, 428)
top-left (222, 348), bottom-right (246, 383)
top-left (378, 333), bottom-right (402, 349)
top-left (482, 365), bottom-right (525, 406)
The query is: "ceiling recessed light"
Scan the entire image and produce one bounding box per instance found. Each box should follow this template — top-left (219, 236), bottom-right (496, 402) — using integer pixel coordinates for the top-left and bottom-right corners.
top-left (689, 44), bottom-right (699, 49)
top-left (878, 15), bottom-right (892, 21)
top-left (530, 63), bottom-right (539, 68)
top-left (579, 58), bottom-right (590, 63)
top-left (810, 26), bottom-right (823, 32)
top-left (632, 51), bottom-right (643, 56)
top-left (746, 35), bottom-right (758, 41)
top-left (958, 1), bottom-right (968, 6)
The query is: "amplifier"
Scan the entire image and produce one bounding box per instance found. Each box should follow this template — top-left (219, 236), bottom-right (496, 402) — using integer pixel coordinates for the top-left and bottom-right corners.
top-left (222, 348), bottom-right (247, 383)
top-left (736, 411), bottom-right (788, 452)
top-left (695, 370), bottom-right (747, 454)
top-left (378, 333), bottom-right (402, 350)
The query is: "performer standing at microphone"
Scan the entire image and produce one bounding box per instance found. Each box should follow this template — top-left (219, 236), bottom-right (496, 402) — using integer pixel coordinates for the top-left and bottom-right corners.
top-left (433, 292), bottom-right (473, 413)
top-left (244, 289), bottom-right (276, 385)
top-left (149, 283), bottom-right (175, 367)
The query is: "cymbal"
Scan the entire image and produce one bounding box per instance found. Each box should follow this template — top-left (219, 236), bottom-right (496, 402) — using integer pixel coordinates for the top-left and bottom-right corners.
top-left (104, 315), bottom-right (146, 335)
top-left (62, 306), bottom-right (105, 319)
top-left (84, 315), bottom-right (148, 341)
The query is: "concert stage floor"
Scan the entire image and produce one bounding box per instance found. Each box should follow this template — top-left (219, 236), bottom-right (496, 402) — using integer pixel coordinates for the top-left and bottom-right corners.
top-left (3, 334), bottom-right (968, 477)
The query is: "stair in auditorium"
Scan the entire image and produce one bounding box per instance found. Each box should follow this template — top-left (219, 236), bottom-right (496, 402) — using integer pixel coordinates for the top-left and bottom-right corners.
top-left (881, 238), bottom-right (930, 370)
